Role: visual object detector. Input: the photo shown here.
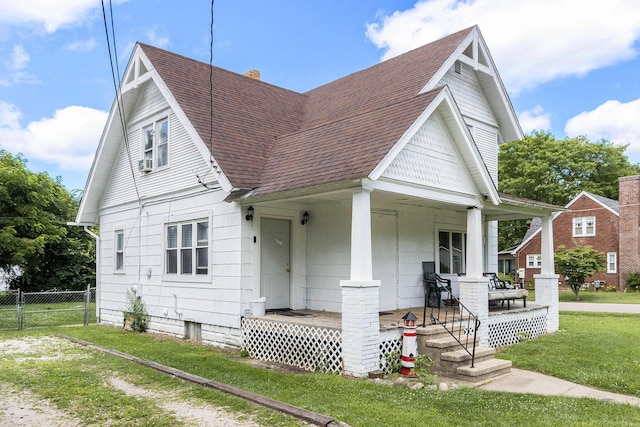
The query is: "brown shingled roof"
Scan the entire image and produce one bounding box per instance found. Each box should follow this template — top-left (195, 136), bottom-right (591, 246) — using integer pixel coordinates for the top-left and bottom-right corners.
top-left (138, 26), bottom-right (475, 195)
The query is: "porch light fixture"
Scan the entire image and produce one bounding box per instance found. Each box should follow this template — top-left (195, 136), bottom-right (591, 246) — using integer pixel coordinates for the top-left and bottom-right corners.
top-left (245, 206), bottom-right (254, 221)
top-left (301, 211), bottom-right (310, 225)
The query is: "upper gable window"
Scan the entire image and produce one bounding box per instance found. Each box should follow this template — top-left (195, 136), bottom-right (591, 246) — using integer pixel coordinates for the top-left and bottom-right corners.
top-left (573, 216), bottom-right (595, 237)
top-left (141, 118), bottom-right (168, 171)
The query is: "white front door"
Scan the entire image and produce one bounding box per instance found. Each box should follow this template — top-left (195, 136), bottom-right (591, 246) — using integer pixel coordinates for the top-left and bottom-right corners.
top-left (372, 211), bottom-right (398, 311)
top-left (260, 218), bottom-right (291, 309)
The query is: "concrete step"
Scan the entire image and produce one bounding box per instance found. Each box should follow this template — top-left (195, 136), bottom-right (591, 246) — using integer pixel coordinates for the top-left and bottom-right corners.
top-left (455, 358), bottom-right (512, 383)
top-left (441, 346), bottom-right (495, 363)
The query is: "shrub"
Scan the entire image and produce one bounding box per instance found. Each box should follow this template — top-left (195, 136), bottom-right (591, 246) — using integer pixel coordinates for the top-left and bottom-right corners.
top-left (123, 290), bottom-right (150, 332)
top-left (626, 273), bottom-right (640, 293)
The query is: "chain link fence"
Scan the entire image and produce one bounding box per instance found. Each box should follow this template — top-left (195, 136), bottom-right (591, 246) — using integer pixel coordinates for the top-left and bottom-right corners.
top-left (0, 286), bottom-right (96, 330)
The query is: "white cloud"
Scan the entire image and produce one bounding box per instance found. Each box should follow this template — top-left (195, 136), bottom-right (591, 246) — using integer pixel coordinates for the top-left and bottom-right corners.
top-left (565, 99), bottom-right (640, 156)
top-left (0, 0), bottom-right (129, 33)
top-left (518, 106), bottom-right (551, 134)
top-left (366, 0), bottom-right (640, 95)
top-left (0, 44), bottom-right (40, 86)
top-left (65, 38), bottom-right (96, 52)
top-left (0, 102), bottom-right (107, 172)
top-left (8, 45), bottom-right (29, 70)
top-left (146, 26), bottom-right (172, 49)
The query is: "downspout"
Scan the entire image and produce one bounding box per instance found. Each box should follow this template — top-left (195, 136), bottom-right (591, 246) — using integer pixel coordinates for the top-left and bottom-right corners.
top-left (76, 224), bottom-right (100, 323)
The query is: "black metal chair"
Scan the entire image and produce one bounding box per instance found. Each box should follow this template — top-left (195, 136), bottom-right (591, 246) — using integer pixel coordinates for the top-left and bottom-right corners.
top-left (422, 262), bottom-right (452, 325)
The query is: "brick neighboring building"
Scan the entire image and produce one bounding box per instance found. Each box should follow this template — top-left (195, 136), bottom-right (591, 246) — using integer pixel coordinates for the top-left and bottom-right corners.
top-left (504, 176), bottom-right (640, 291)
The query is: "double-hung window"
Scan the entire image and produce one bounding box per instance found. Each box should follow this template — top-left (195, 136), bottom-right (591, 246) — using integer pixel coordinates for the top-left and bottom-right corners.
top-left (142, 118), bottom-right (168, 170)
top-left (527, 254), bottom-right (542, 268)
top-left (166, 220), bottom-right (208, 276)
top-left (115, 230), bottom-right (124, 272)
top-left (439, 231), bottom-right (465, 274)
top-left (573, 216), bottom-right (595, 237)
top-left (607, 252), bottom-right (617, 273)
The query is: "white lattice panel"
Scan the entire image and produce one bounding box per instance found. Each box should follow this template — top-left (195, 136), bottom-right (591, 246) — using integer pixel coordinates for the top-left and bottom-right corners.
top-left (487, 308), bottom-right (548, 348)
top-left (379, 335), bottom-right (403, 374)
top-left (242, 318), bottom-right (343, 374)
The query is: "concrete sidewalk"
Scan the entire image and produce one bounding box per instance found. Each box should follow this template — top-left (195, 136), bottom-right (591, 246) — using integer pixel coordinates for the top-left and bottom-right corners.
top-left (479, 368), bottom-right (640, 406)
top-left (479, 303), bottom-right (639, 405)
top-left (559, 302), bottom-right (640, 313)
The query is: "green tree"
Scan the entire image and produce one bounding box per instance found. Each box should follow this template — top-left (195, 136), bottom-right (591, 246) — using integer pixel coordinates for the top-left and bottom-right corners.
top-left (0, 149), bottom-right (95, 291)
top-left (498, 131), bottom-right (640, 249)
top-left (554, 244), bottom-right (606, 301)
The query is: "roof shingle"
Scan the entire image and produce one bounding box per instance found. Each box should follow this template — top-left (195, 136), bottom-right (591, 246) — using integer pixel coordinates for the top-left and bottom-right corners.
top-left (139, 26), bottom-right (475, 195)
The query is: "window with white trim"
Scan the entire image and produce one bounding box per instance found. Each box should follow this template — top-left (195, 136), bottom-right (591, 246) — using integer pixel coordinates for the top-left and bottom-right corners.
top-left (439, 231), bottom-right (466, 274)
top-left (142, 118), bottom-right (168, 170)
top-left (166, 220), bottom-right (208, 275)
top-left (527, 254), bottom-right (542, 268)
top-left (607, 252), bottom-right (617, 273)
top-left (115, 230), bottom-right (124, 272)
top-left (573, 216), bottom-right (595, 237)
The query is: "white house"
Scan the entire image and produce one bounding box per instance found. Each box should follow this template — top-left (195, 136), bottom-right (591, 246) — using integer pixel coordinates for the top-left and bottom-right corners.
top-left (75, 26), bottom-right (561, 377)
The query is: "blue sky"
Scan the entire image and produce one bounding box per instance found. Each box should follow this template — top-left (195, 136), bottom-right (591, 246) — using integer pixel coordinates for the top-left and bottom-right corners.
top-left (1, 0), bottom-right (640, 192)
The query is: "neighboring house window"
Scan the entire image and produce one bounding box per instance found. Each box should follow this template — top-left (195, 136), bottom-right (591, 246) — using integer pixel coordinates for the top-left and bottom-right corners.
top-left (115, 230), bottom-right (124, 272)
top-left (439, 231), bottom-right (465, 274)
top-left (607, 252), bottom-right (617, 273)
top-left (166, 220), bottom-right (208, 275)
top-left (527, 254), bottom-right (542, 268)
top-left (573, 216), bottom-right (595, 237)
top-left (142, 118), bottom-right (169, 170)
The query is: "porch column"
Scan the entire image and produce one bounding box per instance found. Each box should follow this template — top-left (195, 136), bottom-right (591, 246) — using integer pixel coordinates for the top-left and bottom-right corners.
top-left (458, 207), bottom-right (489, 346)
top-left (534, 214), bottom-right (559, 332)
top-left (341, 188), bottom-right (381, 377)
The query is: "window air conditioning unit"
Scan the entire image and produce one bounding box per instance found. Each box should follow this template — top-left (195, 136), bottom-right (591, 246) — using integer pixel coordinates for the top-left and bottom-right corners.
top-left (138, 159), bottom-right (153, 172)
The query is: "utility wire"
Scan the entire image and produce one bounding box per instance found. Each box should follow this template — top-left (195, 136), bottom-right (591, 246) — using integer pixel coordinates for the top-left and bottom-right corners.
top-left (198, 0), bottom-right (216, 190)
top-left (101, 0), bottom-right (141, 203)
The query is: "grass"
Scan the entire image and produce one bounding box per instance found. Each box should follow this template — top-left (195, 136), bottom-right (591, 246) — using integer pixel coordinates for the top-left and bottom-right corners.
top-left (497, 312), bottom-right (640, 397)
top-left (525, 289), bottom-right (640, 303)
top-left (0, 301), bottom-right (96, 329)
top-left (3, 313), bottom-right (640, 426)
top-left (19, 325), bottom-right (638, 426)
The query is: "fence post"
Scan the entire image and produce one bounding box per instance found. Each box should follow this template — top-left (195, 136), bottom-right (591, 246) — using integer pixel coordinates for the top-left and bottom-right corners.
top-left (84, 284), bottom-right (91, 326)
top-left (17, 289), bottom-right (23, 330)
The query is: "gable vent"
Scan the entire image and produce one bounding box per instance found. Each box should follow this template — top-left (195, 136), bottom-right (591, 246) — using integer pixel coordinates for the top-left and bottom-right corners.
top-left (454, 60), bottom-right (461, 74)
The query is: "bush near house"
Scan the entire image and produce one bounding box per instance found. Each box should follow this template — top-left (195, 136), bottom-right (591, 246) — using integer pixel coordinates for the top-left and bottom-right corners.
top-left (626, 273), bottom-right (640, 292)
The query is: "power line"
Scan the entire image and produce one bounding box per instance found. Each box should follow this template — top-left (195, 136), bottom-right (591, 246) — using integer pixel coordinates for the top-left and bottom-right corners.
top-left (101, 0), bottom-right (141, 203)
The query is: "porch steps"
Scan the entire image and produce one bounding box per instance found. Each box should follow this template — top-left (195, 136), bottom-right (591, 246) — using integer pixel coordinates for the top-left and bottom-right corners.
top-left (417, 324), bottom-right (511, 383)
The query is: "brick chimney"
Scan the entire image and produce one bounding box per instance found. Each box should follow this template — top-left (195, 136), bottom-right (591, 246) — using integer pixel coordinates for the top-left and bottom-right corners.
top-left (243, 70), bottom-right (260, 80)
top-left (618, 175), bottom-right (640, 290)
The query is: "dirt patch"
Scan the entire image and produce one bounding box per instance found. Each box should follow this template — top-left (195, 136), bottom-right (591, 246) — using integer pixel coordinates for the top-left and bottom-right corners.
top-left (108, 376), bottom-right (260, 427)
top-left (0, 336), bottom-right (264, 427)
top-left (0, 386), bottom-right (81, 427)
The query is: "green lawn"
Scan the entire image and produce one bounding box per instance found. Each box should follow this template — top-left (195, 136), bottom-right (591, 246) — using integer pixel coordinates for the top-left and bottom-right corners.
top-left (2, 314), bottom-right (640, 426)
top-left (16, 325), bottom-right (636, 427)
top-left (498, 312), bottom-right (640, 397)
top-left (0, 302), bottom-right (96, 330)
top-left (526, 289), bottom-right (640, 303)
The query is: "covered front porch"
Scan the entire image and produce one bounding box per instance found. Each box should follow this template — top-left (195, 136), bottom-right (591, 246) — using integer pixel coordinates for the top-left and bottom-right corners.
top-left (242, 182), bottom-right (562, 377)
top-left (242, 301), bottom-right (550, 375)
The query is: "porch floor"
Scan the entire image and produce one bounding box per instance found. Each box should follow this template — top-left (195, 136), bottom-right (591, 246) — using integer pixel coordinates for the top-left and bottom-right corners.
top-left (250, 302), bottom-right (544, 331)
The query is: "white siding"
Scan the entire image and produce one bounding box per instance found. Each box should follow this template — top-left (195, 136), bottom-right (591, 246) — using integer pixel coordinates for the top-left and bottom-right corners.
top-left (101, 81), bottom-right (213, 210)
top-left (439, 61), bottom-right (500, 180)
top-left (96, 78), bottom-right (242, 345)
top-left (382, 113), bottom-right (476, 195)
top-left (472, 125), bottom-right (498, 183)
top-left (439, 62), bottom-right (496, 126)
top-left (304, 200), bottom-right (466, 312)
top-left (98, 191), bottom-right (244, 342)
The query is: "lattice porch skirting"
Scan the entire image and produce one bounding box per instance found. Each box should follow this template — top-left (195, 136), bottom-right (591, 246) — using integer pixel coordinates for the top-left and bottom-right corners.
top-left (242, 317), bottom-right (404, 375)
top-left (487, 307), bottom-right (548, 348)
